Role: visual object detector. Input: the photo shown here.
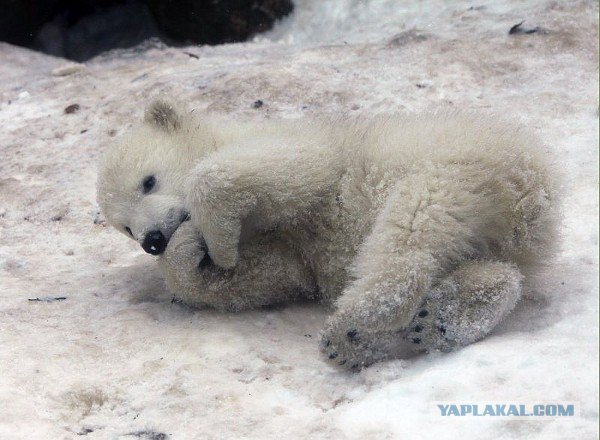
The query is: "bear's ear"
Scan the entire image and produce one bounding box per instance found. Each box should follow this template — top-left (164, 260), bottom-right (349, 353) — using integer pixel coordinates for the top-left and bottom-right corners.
top-left (144, 97), bottom-right (184, 132)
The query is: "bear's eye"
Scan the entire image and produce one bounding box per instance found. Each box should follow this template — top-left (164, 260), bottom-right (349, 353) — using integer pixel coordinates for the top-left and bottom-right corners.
top-left (142, 175), bottom-right (156, 194)
top-left (125, 226), bottom-right (133, 237)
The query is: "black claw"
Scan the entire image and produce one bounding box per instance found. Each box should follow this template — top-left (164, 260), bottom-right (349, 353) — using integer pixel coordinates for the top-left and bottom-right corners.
top-left (325, 340), bottom-right (331, 347)
top-left (438, 326), bottom-right (446, 335)
top-left (346, 329), bottom-right (358, 341)
top-left (418, 310), bottom-right (429, 318)
top-left (329, 352), bottom-right (338, 359)
top-left (338, 359), bottom-right (347, 365)
top-left (413, 325), bottom-right (423, 333)
top-left (412, 338), bottom-right (421, 344)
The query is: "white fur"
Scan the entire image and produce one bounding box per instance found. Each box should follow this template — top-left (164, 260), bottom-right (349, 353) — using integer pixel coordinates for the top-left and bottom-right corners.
top-left (97, 98), bottom-right (558, 369)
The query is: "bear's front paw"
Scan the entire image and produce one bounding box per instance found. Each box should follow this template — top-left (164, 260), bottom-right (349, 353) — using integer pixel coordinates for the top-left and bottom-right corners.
top-left (188, 161), bottom-right (249, 269)
top-left (162, 221), bottom-right (206, 271)
top-left (159, 221), bottom-right (214, 304)
top-left (194, 211), bottom-right (241, 270)
top-left (320, 312), bottom-right (388, 371)
top-left (204, 236), bottom-right (239, 270)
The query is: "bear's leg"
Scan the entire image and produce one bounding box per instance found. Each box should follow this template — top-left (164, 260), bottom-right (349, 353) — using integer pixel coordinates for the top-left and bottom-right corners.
top-left (159, 222), bottom-right (315, 311)
top-left (321, 170), bottom-right (492, 369)
top-left (159, 221), bottom-right (208, 299)
top-left (186, 139), bottom-right (342, 269)
top-left (404, 261), bottom-right (523, 352)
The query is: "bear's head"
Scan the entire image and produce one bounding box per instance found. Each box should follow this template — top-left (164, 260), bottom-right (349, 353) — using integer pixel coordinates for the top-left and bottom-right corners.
top-left (97, 98), bottom-right (214, 255)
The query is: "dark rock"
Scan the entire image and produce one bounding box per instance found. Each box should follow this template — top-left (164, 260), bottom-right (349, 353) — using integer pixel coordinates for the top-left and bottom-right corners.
top-left (509, 21), bottom-right (546, 35)
top-left (147, 0), bottom-right (294, 45)
top-left (388, 29), bottom-right (429, 47)
top-left (124, 431), bottom-right (168, 440)
top-left (65, 103), bottom-right (80, 114)
top-left (0, 0), bottom-right (162, 61)
top-left (77, 427), bottom-right (94, 436)
top-left (0, 0), bottom-right (62, 46)
top-left (0, 0), bottom-right (294, 61)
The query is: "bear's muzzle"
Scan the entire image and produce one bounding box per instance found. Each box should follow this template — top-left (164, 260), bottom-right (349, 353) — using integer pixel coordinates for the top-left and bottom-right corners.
top-left (142, 230), bottom-right (167, 255)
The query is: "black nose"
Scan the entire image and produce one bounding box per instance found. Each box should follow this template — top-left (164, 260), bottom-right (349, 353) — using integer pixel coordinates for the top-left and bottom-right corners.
top-left (142, 230), bottom-right (167, 255)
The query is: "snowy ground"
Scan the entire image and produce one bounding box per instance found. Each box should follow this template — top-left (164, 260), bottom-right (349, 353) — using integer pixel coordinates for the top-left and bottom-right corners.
top-left (0, 0), bottom-right (598, 438)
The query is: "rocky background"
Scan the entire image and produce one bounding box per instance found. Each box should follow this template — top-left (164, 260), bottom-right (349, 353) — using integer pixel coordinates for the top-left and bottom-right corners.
top-left (0, 0), bottom-right (293, 60)
top-left (0, 0), bottom-right (598, 438)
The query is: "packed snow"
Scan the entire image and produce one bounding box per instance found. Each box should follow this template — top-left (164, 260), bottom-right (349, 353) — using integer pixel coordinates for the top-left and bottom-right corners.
top-left (0, 0), bottom-right (598, 438)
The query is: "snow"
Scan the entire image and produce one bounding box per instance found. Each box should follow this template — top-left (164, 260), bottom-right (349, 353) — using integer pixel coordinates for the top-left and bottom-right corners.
top-left (0, 0), bottom-right (598, 438)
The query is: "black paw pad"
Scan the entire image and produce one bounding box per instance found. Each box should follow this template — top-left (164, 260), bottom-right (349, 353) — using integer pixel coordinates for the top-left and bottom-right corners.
top-left (412, 325), bottom-right (423, 333)
top-left (412, 338), bottom-right (421, 344)
top-left (350, 363), bottom-right (359, 370)
top-left (418, 310), bottom-right (429, 318)
top-left (346, 329), bottom-right (359, 341)
top-left (328, 352), bottom-right (338, 359)
top-left (438, 326), bottom-right (446, 335)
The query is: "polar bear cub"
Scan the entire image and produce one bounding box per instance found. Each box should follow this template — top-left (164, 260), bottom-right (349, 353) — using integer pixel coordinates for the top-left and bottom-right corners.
top-left (97, 98), bottom-right (557, 369)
